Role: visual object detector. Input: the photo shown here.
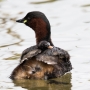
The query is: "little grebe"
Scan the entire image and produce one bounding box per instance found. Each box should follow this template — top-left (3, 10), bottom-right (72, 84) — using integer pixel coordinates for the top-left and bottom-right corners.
top-left (10, 11), bottom-right (72, 80)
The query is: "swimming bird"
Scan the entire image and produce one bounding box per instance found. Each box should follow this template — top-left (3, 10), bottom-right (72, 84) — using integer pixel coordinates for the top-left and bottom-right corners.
top-left (10, 11), bottom-right (72, 80)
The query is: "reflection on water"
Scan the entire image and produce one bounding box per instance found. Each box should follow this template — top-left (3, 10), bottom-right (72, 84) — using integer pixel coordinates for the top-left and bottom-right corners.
top-left (0, 11), bottom-right (23, 48)
top-left (30, 0), bottom-right (57, 4)
top-left (81, 4), bottom-right (90, 7)
top-left (13, 73), bottom-right (72, 90)
top-left (4, 53), bottom-right (21, 60)
top-left (0, 0), bottom-right (90, 90)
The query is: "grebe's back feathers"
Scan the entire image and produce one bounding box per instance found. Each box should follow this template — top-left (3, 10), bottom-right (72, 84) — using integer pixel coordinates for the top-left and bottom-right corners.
top-left (36, 47), bottom-right (70, 64)
top-left (20, 41), bottom-right (52, 63)
top-left (20, 45), bottom-right (41, 62)
top-left (20, 44), bottom-right (72, 77)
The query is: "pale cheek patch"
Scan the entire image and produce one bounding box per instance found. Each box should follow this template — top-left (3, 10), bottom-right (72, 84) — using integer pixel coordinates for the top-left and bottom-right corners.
top-left (23, 20), bottom-right (27, 23)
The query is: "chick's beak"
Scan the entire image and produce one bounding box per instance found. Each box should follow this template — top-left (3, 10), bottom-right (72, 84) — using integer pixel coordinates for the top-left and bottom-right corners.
top-left (48, 45), bottom-right (53, 49)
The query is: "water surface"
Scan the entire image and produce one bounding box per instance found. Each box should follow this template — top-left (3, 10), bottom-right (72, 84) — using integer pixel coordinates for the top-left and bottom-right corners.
top-left (0, 0), bottom-right (90, 90)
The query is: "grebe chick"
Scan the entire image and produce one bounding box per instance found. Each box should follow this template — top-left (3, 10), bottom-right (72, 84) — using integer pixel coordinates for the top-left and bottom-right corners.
top-left (38, 40), bottom-right (53, 50)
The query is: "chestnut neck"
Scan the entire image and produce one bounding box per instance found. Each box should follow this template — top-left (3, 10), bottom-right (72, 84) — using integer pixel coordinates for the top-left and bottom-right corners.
top-left (29, 18), bottom-right (54, 46)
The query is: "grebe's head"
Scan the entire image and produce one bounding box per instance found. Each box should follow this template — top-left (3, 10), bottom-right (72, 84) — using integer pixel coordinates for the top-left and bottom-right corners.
top-left (16, 11), bottom-right (50, 30)
top-left (16, 11), bottom-right (53, 46)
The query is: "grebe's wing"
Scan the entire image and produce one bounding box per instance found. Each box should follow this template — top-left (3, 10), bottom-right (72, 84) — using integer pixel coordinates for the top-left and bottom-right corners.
top-left (20, 45), bottom-right (41, 62)
top-left (36, 47), bottom-right (70, 65)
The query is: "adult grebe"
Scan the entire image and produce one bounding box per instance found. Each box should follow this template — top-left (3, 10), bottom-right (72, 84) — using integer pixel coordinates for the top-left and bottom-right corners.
top-left (10, 11), bottom-right (72, 80)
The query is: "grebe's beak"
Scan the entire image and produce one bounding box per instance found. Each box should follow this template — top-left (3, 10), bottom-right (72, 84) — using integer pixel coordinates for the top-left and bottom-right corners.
top-left (48, 45), bottom-right (53, 49)
top-left (16, 19), bottom-right (27, 24)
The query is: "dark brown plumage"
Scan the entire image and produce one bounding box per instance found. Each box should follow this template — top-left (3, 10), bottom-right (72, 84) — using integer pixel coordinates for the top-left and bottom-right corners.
top-left (10, 11), bottom-right (72, 80)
